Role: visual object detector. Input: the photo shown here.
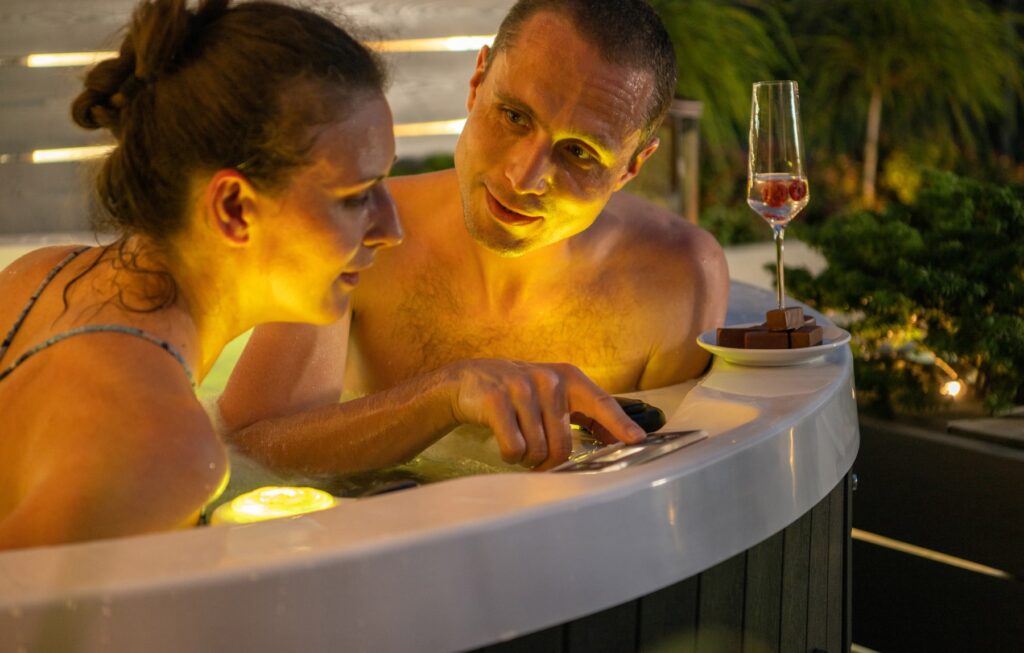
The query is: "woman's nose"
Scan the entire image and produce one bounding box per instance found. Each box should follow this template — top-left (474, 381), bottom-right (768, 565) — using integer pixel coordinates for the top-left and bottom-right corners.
top-left (364, 186), bottom-right (403, 249)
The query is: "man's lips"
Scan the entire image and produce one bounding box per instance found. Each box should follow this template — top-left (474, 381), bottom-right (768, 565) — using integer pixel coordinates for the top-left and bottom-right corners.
top-left (485, 190), bottom-right (543, 226)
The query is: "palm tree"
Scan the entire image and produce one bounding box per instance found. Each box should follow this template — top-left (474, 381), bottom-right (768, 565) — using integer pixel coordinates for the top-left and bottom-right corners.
top-left (651, 0), bottom-right (794, 173)
top-left (787, 0), bottom-right (1023, 206)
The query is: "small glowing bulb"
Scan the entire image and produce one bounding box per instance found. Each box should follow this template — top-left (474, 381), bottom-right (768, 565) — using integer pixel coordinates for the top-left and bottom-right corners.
top-left (210, 486), bottom-right (337, 525)
top-left (941, 380), bottom-right (962, 398)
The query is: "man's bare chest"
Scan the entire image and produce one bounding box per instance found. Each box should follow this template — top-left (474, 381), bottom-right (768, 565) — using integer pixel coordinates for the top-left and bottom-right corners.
top-left (349, 278), bottom-right (651, 392)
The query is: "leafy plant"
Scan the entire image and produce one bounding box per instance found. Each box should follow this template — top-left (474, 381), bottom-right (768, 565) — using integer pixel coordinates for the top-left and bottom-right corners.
top-left (784, 0), bottom-right (1024, 206)
top-left (652, 0), bottom-right (794, 175)
top-left (787, 170), bottom-right (1024, 415)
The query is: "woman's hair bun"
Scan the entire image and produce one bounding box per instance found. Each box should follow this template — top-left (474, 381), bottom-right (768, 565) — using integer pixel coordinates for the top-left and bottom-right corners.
top-left (71, 0), bottom-right (229, 134)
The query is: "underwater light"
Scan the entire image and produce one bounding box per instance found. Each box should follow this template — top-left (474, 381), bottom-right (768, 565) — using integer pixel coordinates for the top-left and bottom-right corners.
top-left (210, 486), bottom-right (337, 525)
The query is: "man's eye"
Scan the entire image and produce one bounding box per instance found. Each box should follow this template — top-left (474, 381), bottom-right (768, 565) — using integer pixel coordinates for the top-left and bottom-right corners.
top-left (504, 109), bottom-right (526, 126)
top-left (567, 144), bottom-right (593, 161)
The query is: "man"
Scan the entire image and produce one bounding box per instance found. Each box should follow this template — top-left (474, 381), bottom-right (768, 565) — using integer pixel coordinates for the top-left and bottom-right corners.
top-left (220, 0), bottom-right (728, 470)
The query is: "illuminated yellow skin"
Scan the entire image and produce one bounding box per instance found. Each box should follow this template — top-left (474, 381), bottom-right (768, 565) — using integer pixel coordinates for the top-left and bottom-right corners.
top-left (0, 93), bottom-right (401, 549)
top-left (361, 12), bottom-right (726, 393)
top-left (221, 13), bottom-right (727, 472)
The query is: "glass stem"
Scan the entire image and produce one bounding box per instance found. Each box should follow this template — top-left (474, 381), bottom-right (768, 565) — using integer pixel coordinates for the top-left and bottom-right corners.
top-left (773, 224), bottom-right (786, 309)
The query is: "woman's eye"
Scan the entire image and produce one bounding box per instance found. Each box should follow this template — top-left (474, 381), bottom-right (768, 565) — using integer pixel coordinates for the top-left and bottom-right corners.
top-left (342, 192), bottom-right (371, 209)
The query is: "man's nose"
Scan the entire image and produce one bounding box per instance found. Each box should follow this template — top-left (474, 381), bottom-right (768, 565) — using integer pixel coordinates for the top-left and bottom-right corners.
top-left (505, 136), bottom-right (553, 195)
top-left (363, 186), bottom-right (404, 249)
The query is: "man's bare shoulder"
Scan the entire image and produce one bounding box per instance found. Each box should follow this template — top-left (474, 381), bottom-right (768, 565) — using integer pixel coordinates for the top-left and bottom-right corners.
top-left (385, 169), bottom-right (459, 221)
top-left (600, 191), bottom-right (724, 266)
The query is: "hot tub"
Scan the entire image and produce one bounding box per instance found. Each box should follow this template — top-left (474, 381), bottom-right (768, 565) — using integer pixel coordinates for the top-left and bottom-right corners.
top-left (0, 281), bottom-right (858, 652)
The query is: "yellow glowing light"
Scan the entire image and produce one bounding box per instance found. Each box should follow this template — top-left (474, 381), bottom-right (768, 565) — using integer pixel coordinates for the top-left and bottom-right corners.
top-left (941, 380), bottom-right (963, 398)
top-left (16, 118), bottom-right (463, 166)
top-left (31, 145), bottom-right (114, 164)
top-left (393, 118), bottom-right (466, 137)
top-left (21, 35), bottom-right (493, 70)
top-left (852, 528), bottom-right (1011, 579)
top-left (367, 35), bottom-right (494, 53)
top-left (210, 486), bottom-right (337, 525)
top-left (25, 51), bottom-right (118, 68)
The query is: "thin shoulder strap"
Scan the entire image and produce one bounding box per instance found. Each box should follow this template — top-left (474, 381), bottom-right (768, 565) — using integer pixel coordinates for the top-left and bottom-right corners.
top-left (0, 325), bottom-right (196, 387)
top-left (0, 246), bottom-right (90, 363)
top-left (0, 246), bottom-right (196, 388)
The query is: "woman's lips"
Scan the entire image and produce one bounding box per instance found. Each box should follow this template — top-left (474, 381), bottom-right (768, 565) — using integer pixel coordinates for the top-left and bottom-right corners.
top-left (486, 190), bottom-right (542, 227)
top-left (338, 271), bottom-right (360, 286)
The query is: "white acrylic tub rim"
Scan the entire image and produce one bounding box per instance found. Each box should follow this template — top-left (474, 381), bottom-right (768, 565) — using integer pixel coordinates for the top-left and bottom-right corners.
top-left (0, 282), bottom-right (860, 652)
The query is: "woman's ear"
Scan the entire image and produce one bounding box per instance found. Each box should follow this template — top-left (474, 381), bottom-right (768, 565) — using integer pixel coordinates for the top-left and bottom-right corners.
top-left (203, 170), bottom-right (259, 246)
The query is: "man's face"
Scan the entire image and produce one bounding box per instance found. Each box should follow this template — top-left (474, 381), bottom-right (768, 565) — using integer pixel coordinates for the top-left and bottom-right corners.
top-left (454, 11), bottom-right (658, 257)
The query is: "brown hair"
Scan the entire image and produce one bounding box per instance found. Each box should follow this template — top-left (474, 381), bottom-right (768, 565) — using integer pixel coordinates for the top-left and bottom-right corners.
top-left (70, 0), bottom-right (386, 309)
top-left (487, 0), bottom-right (677, 147)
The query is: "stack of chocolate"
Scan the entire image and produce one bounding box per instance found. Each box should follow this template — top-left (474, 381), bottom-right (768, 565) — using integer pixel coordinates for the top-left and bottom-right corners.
top-left (717, 307), bottom-right (824, 349)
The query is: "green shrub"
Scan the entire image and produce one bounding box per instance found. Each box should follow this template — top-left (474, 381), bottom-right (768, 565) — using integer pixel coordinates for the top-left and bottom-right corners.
top-left (391, 153), bottom-right (455, 177)
top-left (788, 170), bottom-right (1024, 414)
top-left (700, 203), bottom-right (769, 246)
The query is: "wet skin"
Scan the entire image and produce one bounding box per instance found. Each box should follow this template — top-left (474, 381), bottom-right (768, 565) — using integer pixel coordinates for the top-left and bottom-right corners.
top-left (0, 91), bottom-right (401, 548)
top-left (220, 12), bottom-right (728, 473)
top-left (345, 11), bottom-right (729, 393)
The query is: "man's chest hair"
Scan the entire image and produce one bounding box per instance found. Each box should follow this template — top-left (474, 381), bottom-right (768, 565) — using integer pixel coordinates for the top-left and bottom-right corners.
top-left (359, 270), bottom-right (650, 378)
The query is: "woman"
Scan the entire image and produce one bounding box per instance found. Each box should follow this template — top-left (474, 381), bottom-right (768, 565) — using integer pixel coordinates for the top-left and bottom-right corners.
top-left (0, 0), bottom-right (644, 549)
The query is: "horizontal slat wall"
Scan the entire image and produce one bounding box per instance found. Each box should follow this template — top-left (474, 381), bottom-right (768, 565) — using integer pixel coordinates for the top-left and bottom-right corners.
top-left (475, 475), bottom-right (852, 653)
top-left (0, 0), bottom-right (514, 234)
top-left (0, 0), bottom-right (513, 53)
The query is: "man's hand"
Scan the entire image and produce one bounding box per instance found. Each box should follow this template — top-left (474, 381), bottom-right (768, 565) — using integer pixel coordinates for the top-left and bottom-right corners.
top-left (446, 359), bottom-right (647, 470)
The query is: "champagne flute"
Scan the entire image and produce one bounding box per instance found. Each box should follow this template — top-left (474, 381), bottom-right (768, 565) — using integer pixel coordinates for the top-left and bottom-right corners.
top-left (747, 80), bottom-right (809, 309)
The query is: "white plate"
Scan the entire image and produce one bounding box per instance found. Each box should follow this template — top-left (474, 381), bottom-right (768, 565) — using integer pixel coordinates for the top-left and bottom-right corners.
top-left (697, 323), bottom-right (851, 367)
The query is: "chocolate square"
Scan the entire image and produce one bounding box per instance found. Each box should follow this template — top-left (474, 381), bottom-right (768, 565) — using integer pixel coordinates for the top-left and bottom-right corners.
top-left (745, 329), bottom-right (790, 349)
top-left (790, 325), bottom-right (824, 348)
top-left (766, 306), bottom-right (805, 331)
top-left (717, 326), bottom-right (756, 348)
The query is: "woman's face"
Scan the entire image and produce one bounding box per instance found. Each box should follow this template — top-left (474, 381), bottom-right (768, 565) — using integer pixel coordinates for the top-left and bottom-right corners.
top-left (258, 92), bottom-right (402, 323)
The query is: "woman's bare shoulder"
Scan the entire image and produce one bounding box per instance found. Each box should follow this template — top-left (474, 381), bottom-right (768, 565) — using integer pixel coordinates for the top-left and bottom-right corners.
top-left (0, 356), bottom-right (226, 548)
top-left (0, 244), bottom-right (88, 279)
top-left (0, 245), bottom-right (92, 303)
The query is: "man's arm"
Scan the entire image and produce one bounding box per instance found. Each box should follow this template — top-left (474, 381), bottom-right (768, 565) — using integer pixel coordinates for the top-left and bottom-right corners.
top-left (218, 313), bottom-right (351, 431)
top-left (600, 191), bottom-right (729, 390)
top-left (225, 358), bottom-right (647, 474)
top-left (636, 216), bottom-right (730, 390)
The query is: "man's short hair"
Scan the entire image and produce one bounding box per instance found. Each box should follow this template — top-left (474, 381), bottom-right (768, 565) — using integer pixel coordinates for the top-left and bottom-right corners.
top-left (487, 0), bottom-right (677, 146)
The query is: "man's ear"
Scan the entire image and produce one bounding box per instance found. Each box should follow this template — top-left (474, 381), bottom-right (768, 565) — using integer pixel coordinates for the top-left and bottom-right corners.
top-left (203, 169), bottom-right (257, 246)
top-left (614, 136), bottom-right (660, 191)
top-left (466, 45), bottom-right (490, 113)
